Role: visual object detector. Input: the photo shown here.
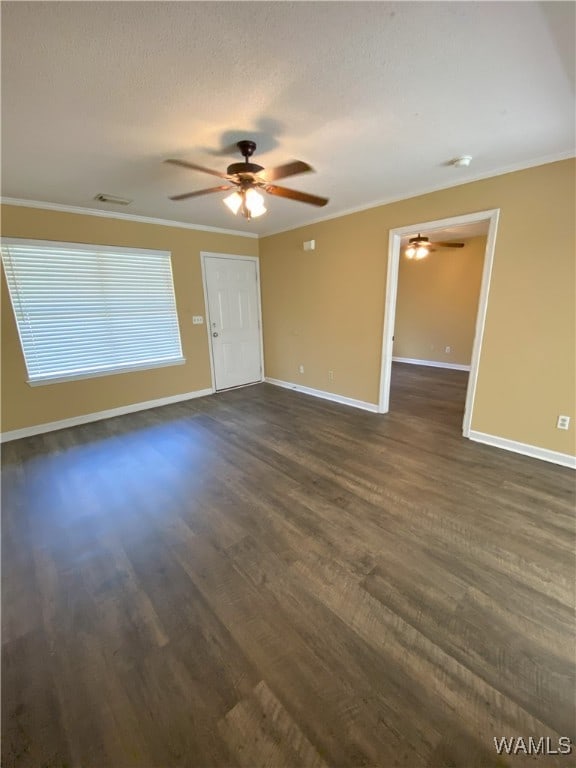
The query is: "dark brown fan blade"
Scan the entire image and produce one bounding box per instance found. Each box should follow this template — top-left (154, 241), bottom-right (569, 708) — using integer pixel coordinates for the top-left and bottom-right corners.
top-left (169, 185), bottom-right (232, 201)
top-left (435, 241), bottom-right (465, 248)
top-left (164, 159), bottom-right (230, 180)
top-left (265, 184), bottom-right (328, 207)
top-left (259, 160), bottom-right (313, 182)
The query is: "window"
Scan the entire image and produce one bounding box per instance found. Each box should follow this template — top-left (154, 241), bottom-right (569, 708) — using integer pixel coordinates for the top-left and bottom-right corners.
top-left (1, 239), bottom-right (185, 385)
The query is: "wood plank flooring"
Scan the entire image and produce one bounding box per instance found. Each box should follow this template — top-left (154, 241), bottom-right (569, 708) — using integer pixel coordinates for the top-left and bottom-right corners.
top-left (2, 363), bottom-right (575, 767)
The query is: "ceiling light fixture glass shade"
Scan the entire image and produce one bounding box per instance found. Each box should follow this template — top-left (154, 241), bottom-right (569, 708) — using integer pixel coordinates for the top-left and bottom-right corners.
top-left (223, 188), bottom-right (267, 219)
top-left (405, 233), bottom-right (431, 260)
top-left (405, 244), bottom-right (429, 259)
top-left (415, 245), bottom-right (429, 259)
top-left (244, 188), bottom-right (266, 218)
top-left (223, 191), bottom-right (242, 215)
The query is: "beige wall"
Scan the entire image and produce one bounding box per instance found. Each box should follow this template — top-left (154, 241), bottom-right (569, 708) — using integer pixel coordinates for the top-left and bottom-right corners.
top-left (394, 236), bottom-right (486, 366)
top-left (260, 159), bottom-right (575, 456)
top-left (1, 205), bottom-right (257, 432)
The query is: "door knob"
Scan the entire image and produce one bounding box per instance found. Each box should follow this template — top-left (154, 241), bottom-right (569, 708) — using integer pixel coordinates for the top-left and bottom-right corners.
top-left (212, 332), bottom-right (219, 337)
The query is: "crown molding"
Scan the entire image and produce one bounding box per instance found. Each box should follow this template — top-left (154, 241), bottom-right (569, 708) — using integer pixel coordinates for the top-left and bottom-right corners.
top-left (259, 150), bottom-right (575, 237)
top-left (2, 150), bottom-right (574, 241)
top-left (0, 197), bottom-right (259, 239)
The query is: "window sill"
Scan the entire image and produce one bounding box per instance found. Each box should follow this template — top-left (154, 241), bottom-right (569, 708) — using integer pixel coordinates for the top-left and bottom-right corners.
top-left (27, 357), bottom-right (187, 386)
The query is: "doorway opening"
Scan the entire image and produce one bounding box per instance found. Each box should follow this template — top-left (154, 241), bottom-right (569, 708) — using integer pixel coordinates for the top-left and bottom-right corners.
top-left (201, 252), bottom-right (265, 392)
top-left (378, 209), bottom-right (500, 437)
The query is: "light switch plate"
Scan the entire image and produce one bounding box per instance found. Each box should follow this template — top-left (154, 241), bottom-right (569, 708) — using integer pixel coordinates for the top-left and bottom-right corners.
top-left (192, 316), bottom-right (204, 325)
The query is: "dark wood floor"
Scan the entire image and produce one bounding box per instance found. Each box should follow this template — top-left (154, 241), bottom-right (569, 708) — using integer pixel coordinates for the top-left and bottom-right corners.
top-left (2, 364), bottom-right (575, 768)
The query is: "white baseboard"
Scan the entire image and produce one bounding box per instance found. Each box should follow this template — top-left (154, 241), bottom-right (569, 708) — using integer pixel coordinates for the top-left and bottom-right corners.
top-left (393, 356), bottom-right (471, 372)
top-left (265, 377), bottom-right (378, 413)
top-left (469, 430), bottom-right (576, 469)
top-left (0, 387), bottom-right (214, 443)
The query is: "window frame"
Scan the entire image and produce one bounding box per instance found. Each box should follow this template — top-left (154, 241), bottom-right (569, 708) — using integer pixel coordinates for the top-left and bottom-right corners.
top-left (1, 238), bottom-right (186, 386)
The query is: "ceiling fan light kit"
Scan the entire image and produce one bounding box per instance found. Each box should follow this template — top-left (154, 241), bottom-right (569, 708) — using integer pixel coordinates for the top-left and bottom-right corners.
top-left (405, 244), bottom-right (429, 260)
top-left (223, 188), bottom-right (267, 219)
top-left (405, 234), bottom-right (431, 260)
top-left (404, 234), bottom-right (465, 260)
top-left (165, 139), bottom-right (328, 221)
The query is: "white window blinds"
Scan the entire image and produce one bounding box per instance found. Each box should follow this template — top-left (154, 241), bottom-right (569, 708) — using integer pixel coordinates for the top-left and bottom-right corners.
top-left (1, 239), bottom-right (185, 384)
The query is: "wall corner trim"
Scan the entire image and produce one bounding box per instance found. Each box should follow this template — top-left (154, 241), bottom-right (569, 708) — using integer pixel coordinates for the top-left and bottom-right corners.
top-left (392, 357), bottom-right (471, 372)
top-left (265, 377), bottom-right (378, 413)
top-left (468, 430), bottom-right (576, 469)
top-left (0, 387), bottom-right (214, 443)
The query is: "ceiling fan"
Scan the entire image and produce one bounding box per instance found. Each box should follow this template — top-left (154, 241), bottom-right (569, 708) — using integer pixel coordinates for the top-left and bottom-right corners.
top-left (405, 234), bottom-right (465, 260)
top-left (164, 140), bottom-right (329, 220)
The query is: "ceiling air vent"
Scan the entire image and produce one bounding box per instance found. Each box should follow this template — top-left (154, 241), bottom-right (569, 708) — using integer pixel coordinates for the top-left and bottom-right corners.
top-left (94, 193), bottom-right (132, 205)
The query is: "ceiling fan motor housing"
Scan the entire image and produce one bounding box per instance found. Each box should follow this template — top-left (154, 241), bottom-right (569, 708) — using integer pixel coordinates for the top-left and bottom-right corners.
top-left (227, 161), bottom-right (264, 176)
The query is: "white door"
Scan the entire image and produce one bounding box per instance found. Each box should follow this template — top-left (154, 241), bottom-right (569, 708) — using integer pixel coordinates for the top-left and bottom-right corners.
top-left (203, 255), bottom-right (263, 391)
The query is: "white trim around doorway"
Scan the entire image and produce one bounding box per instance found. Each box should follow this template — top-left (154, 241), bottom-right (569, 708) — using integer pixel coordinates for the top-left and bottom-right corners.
top-left (200, 252), bottom-right (266, 392)
top-left (378, 209), bottom-right (500, 439)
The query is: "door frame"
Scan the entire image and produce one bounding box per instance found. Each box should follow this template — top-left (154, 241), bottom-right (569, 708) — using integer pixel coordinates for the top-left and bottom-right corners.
top-left (200, 252), bottom-right (265, 392)
top-left (378, 208), bottom-right (500, 437)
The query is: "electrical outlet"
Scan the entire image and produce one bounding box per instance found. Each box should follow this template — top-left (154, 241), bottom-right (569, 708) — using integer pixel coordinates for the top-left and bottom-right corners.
top-left (557, 415), bottom-right (570, 430)
top-left (328, 370), bottom-right (334, 381)
top-left (445, 346), bottom-right (451, 354)
top-left (192, 315), bottom-right (204, 325)
top-left (299, 365), bottom-right (304, 374)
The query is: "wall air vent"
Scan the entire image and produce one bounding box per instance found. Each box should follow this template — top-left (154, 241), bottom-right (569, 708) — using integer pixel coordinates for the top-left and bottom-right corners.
top-left (94, 193), bottom-right (132, 205)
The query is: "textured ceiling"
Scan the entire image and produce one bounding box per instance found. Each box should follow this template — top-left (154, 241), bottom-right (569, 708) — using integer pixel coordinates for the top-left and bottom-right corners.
top-left (1, 1), bottom-right (574, 236)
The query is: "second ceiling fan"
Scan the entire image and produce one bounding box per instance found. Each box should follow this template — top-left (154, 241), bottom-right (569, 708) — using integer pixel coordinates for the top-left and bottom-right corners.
top-left (165, 140), bottom-right (329, 220)
top-left (405, 234), bottom-right (465, 260)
